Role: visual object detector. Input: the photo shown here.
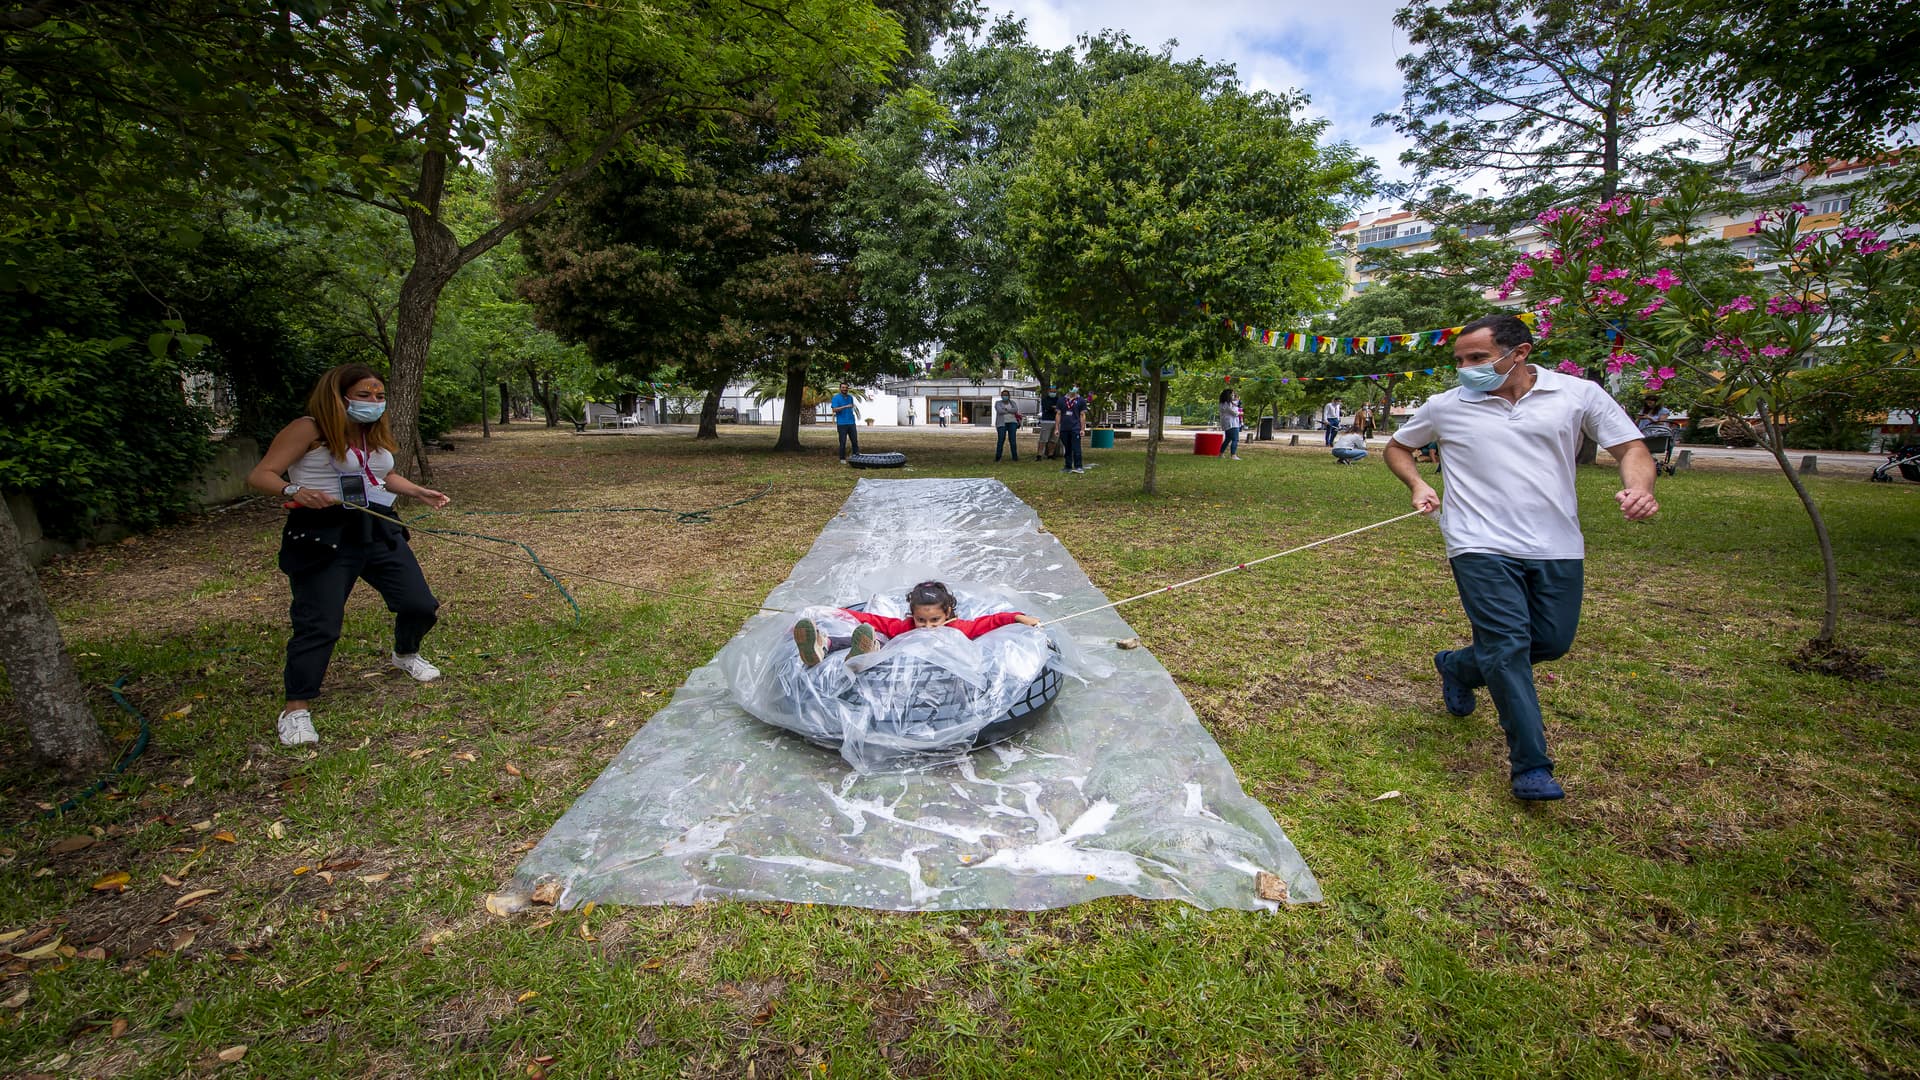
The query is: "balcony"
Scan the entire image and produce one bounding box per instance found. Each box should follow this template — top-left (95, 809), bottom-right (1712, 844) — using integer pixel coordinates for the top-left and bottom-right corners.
top-left (1355, 231), bottom-right (1433, 251)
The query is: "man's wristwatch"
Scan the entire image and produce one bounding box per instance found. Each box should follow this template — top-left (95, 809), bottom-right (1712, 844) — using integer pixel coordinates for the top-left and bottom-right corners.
top-left (282, 483), bottom-right (301, 497)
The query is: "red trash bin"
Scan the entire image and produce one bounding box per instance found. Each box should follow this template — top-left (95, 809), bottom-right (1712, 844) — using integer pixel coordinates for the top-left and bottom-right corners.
top-left (1194, 431), bottom-right (1224, 456)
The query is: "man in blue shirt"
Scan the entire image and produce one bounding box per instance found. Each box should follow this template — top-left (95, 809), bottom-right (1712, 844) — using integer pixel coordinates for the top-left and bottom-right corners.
top-left (830, 383), bottom-right (859, 461)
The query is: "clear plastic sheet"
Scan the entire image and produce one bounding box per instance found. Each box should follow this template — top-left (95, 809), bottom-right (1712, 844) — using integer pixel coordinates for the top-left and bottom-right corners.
top-left (722, 576), bottom-right (1098, 773)
top-left (501, 479), bottom-right (1319, 911)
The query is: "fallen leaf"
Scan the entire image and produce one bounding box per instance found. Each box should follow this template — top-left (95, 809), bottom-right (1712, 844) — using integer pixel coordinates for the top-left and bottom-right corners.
top-left (161, 874), bottom-right (184, 887)
top-left (163, 704), bottom-right (193, 721)
top-left (1371, 790), bottom-right (1403, 802)
top-left (267, 821), bottom-right (286, 840)
top-left (528, 1067), bottom-right (547, 1080)
top-left (453, 752), bottom-right (477, 763)
top-left (156, 912), bottom-right (179, 926)
top-left (517, 990), bottom-right (539, 1004)
top-left (293, 866), bottom-right (310, 876)
top-left (50, 835), bottom-right (97, 856)
top-left (510, 839), bottom-right (536, 853)
top-left (578, 922), bottom-right (595, 942)
top-left (483, 893), bottom-right (525, 917)
top-left (1254, 871), bottom-right (1291, 903)
top-left (359, 872), bottom-right (391, 885)
top-left (529, 880), bottom-right (561, 906)
top-left (276, 776), bottom-right (306, 793)
top-left (503, 763), bottom-right (522, 777)
top-left (176, 888), bottom-right (219, 907)
top-left (325, 859), bottom-right (363, 872)
top-left (527, 919), bottom-right (553, 933)
top-left (217, 1044), bottom-right (247, 1063)
top-left (110, 1017), bottom-right (128, 1038)
top-left (78, 946), bottom-right (107, 961)
top-left (189, 820), bottom-right (213, 832)
top-left (15, 938), bottom-right (63, 960)
top-left (318, 871), bottom-right (334, 885)
top-left (1115, 637), bottom-right (1142, 650)
top-left (171, 929), bottom-right (197, 952)
top-left (212, 831), bottom-right (237, 844)
top-left (0, 929), bottom-right (23, 946)
top-left (407, 748), bottom-right (434, 760)
top-left (91, 871), bottom-right (131, 892)
top-left (1, 986), bottom-right (27, 1009)
top-left (580, 901), bottom-right (596, 919)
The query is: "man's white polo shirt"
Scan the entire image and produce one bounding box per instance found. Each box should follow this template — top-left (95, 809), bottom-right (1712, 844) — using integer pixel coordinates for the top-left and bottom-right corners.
top-left (1391, 366), bottom-right (1642, 560)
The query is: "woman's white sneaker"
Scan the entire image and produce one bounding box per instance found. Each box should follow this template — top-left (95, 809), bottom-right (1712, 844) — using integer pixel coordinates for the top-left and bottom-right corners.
top-left (391, 653), bottom-right (442, 682)
top-left (277, 708), bottom-right (318, 746)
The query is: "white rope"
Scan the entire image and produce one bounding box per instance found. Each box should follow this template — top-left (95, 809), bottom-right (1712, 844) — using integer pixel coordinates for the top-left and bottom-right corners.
top-left (1038, 510), bottom-right (1430, 628)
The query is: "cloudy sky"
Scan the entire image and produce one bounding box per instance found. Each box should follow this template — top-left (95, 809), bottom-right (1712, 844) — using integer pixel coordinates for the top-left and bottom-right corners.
top-left (978, 0), bottom-right (1418, 208)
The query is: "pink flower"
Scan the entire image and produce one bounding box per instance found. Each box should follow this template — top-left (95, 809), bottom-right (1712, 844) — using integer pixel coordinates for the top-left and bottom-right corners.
top-left (1760, 344), bottom-right (1792, 358)
top-left (1788, 203), bottom-right (1808, 214)
top-left (1840, 226), bottom-right (1879, 242)
top-left (1656, 366), bottom-right (1675, 381)
top-left (1861, 240), bottom-right (1891, 254)
top-left (1794, 235), bottom-right (1817, 253)
top-left (1557, 360), bottom-right (1584, 376)
top-left (1605, 351), bottom-right (1641, 375)
top-left (1715, 296), bottom-right (1756, 317)
top-left (1593, 288), bottom-right (1630, 307)
top-left (1636, 268), bottom-right (1678, 292)
top-left (1636, 296), bottom-right (1668, 319)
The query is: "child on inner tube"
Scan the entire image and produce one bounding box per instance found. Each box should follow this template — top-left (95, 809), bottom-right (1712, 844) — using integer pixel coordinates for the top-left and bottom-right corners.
top-left (793, 580), bottom-right (1041, 667)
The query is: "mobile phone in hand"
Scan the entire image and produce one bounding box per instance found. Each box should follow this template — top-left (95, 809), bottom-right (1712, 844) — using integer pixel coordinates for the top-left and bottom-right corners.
top-left (339, 474), bottom-right (369, 508)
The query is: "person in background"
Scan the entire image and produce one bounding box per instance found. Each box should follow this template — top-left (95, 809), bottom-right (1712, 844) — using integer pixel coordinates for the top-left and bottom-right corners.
top-left (1361, 409), bottom-right (1377, 439)
top-left (1057, 386), bottom-right (1088, 474)
top-left (1635, 395), bottom-right (1673, 435)
top-left (1332, 420), bottom-right (1369, 464)
top-left (1322, 399), bottom-right (1343, 446)
top-left (1218, 387), bottom-right (1244, 460)
top-left (1038, 389), bottom-right (1060, 460)
top-left (993, 388), bottom-right (1023, 462)
top-left (830, 382), bottom-right (860, 461)
top-left (1385, 313), bottom-right (1656, 802)
top-left (246, 364), bottom-right (451, 747)
top-left (937, 404), bottom-right (952, 428)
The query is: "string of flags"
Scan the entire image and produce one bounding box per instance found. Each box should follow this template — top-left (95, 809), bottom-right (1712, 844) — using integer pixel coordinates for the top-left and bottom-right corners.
top-left (1199, 303), bottom-right (1535, 358)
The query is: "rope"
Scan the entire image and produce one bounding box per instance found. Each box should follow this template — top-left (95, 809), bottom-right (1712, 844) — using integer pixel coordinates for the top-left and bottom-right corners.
top-left (339, 502), bottom-right (787, 615)
top-left (2, 676), bottom-right (153, 832)
top-left (1038, 510), bottom-right (1430, 628)
top-left (418, 483), bottom-right (773, 526)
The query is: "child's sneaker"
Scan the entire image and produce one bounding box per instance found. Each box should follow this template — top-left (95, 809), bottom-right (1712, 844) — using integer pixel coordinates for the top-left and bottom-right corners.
top-left (793, 618), bottom-right (827, 667)
top-left (391, 652), bottom-right (441, 682)
top-left (277, 708), bottom-right (318, 747)
top-left (849, 624), bottom-right (881, 657)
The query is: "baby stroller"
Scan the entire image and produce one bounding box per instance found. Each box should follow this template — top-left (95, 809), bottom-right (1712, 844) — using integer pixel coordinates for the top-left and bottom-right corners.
top-left (1870, 443), bottom-right (1920, 484)
top-left (1641, 424), bottom-right (1679, 477)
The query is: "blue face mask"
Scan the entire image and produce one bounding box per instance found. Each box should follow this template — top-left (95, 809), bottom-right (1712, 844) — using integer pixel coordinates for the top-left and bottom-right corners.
top-left (1456, 348), bottom-right (1521, 393)
top-left (345, 400), bottom-right (386, 423)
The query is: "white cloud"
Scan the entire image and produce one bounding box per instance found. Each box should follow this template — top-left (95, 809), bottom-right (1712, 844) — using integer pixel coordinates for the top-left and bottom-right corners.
top-left (978, 0), bottom-right (1419, 187)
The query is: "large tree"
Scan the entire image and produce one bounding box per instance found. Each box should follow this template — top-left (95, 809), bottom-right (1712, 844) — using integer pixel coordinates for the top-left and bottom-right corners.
top-left (844, 20), bottom-right (1245, 391)
top-left (1375, 0), bottom-right (1681, 220)
top-left (1007, 71), bottom-right (1368, 493)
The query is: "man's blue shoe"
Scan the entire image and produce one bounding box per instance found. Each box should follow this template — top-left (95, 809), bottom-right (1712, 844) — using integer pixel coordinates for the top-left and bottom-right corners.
top-left (1434, 651), bottom-right (1476, 717)
top-left (1510, 767), bottom-right (1565, 801)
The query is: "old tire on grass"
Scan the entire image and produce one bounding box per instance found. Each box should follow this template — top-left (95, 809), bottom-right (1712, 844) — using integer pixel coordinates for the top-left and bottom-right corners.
top-left (848, 452), bottom-right (907, 469)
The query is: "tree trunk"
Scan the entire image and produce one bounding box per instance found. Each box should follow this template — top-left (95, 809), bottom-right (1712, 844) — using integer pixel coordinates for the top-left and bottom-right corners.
top-left (1142, 371), bottom-right (1165, 495)
top-left (0, 496), bottom-right (106, 771)
top-left (1758, 411), bottom-right (1840, 644)
top-left (774, 359), bottom-right (808, 452)
top-left (389, 148), bottom-right (464, 480)
top-left (696, 370), bottom-right (727, 440)
top-left (498, 381), bottom-right (512, 426)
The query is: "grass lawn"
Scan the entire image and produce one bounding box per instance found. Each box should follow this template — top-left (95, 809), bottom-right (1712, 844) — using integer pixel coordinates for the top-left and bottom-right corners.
top-left (2, 424), bottom-right (1917, 1078)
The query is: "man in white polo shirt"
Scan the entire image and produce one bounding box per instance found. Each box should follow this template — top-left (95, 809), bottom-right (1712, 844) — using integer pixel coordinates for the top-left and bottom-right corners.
top-left (1386, 314), bottom-right (1659, 801)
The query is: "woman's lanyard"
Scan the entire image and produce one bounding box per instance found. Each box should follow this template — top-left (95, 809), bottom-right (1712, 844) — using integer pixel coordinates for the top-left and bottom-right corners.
top-left (349, 433), bottom-right (382, 489)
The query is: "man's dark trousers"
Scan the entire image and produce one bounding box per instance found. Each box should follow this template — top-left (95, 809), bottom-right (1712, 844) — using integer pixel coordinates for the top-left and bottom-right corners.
top-left (836, 423), bottom-right (859, 459)
top-left (1438, 554), bottom-right (1583, 777)
top-left (995, 422), bottom-right (1020, 461)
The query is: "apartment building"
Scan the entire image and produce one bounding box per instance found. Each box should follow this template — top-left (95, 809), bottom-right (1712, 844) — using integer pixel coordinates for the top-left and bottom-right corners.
top-left (1329, 156), bottom-right (1903, 302)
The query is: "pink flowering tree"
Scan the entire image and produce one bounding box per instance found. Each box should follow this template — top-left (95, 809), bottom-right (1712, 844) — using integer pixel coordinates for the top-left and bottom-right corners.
top-left (1501, 192), bottom-right (1919, 647)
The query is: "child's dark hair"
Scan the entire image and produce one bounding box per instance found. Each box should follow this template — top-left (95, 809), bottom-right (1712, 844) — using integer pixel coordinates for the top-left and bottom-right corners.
top-left (905, 580), bottom-right (956, 615)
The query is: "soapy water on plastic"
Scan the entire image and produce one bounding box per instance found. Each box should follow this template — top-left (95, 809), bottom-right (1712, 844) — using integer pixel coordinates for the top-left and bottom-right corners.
top-left (501, 478), bottom-right (1318, 911)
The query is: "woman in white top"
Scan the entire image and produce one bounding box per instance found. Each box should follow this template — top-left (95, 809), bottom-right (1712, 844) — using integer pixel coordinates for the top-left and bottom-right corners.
top-left (1217, 388), bottom-right (1244, 460)
top-left (247, 364), bottom-right (450, 746)
top-left (1332, 420), bottom-right (1369, 463)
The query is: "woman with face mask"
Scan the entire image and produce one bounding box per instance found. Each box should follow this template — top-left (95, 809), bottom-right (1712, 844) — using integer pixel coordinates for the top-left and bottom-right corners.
top-left (247, 364), bottom-right (451, 747)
